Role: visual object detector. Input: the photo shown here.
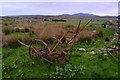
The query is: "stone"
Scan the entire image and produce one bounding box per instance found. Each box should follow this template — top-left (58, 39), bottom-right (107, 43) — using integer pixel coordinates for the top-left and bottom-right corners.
top-left (89, 51), bottom-right (96, 54)
top-left (78, 48), bottom-right (86, 52)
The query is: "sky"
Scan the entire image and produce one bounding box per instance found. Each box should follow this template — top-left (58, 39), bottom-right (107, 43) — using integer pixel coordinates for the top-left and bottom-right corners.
top-left (0, 0), bottom-right (119, 2)
top-left (0, 2), bottom-right (119, 16)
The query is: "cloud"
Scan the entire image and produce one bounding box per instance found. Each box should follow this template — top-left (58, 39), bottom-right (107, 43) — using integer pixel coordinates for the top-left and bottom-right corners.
top-left (0, 0), bottom-right (119, 2)
top-left (2, 3), bottom-right (29, 9)
top-left (1, 2), bottom-right (118, 16)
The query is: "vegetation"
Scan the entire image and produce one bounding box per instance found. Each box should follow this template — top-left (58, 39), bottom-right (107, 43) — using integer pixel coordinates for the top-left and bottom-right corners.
top-left (2, 17), bottom-right (119, 79)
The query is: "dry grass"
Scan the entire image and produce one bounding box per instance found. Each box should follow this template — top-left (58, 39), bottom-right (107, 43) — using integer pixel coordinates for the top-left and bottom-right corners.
top-left (2, 21), bottom-right (103, 47)
top-left (78, 30), bottom-right (103, 42)
top-left (31, 23), bottom-right (103, 43)
top-left (78, 30), bottom-right (93, 42)
top-left (0, 31), bottom-right (3, 47)
top-left (2, 26), bottom-right (14, 35)
top-left (2, 33), bottom-right (31, 47)
top-left (33, 24), bottom-right (67, 43)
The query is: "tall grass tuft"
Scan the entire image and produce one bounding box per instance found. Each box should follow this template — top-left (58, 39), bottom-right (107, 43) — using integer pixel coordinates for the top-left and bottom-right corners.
top-left (34, 24), bottom-right (66, 44)
top-left (78, 30), bottom-right (103, 42)
top-left (78, 30), bottom-right (93, 42)
top-left (2, 26), bottom-right (14, 35)
top-left (2, 33), bottom-right (31, 47)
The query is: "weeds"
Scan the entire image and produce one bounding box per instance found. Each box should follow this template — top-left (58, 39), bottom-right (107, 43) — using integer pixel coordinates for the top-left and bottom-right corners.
top-left (34, 24), bottom-right (66, 44)
top-left (47, 63), bottom-right (85, 78)
top-left (2, 27), bottom-right (14, 35)
top-left (78, 30), bottom-right (103, 42)
top-left (3, 33), bottom-right (31, 47)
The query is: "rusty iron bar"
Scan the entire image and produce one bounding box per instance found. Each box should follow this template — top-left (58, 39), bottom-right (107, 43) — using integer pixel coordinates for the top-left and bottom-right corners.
top-left (52, 37), bottom-right (64, 46)
top-left (115, 33), bottom-right (120, 49)
top-left (69, 19), bottom-right (92, 60)
top-left (69, 20), bottom-right (81, 51)
top-left (69, 19), bottom-right (92, 51)
top-left (51, 30), bottom-right (75, 52)
top-left (18, 40), bottom-right (39, 57)
top-left (72, 19), bottom-right (92, 49)
top-left (18, 40), bottom-right (29, 47)
top-left (51, 32), bottom-right (67, 52)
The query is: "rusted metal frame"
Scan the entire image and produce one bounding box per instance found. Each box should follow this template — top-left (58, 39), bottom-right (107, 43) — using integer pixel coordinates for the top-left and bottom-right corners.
top-left (18, 40), bottom-right (38, 52)
top-left (40, 55), bottom-right (53, 64)
top-left (55, 31), bottom-right (75, 47)
top-left (68, 20), bottom-right (81, 60)
top-left (52, 37), bottom-right (67, 55)
top-left (69, 20), bottom-right (81, 51)
top-left (36, 39), bottom-right (65, 64)
top-left (52, 30), bottom-right (78, 53)
top-left (115, 34), bottom-right (120, 49)
top-left (106, 47), bottom-right (118, 61)
top-left (52, 37), bottom-right (64, 46)
top-left (51, 30), bottom-right (74, 52)
top-left (18, 40), bottom-right (39, 58)
top-left (29, 40), bottom-right (55, 64)
top-left (69, 19), bottom-right (92, 60)
top-left (29, 40), bottom-right (52, 58)
top-left (62, 31), bottom-right (76, 48)
top-left (18, 40), bottom-right (29, 47)
top-left (51, 32), bottom-right (67, 52)
top-left (49, 31), bottom-right (75, 64)
top-left (71, 19), bottom-right (92, 48)
top-left (69, 19), bottom-right (93, 51)
top-left (18, 40), bottom-right (38, 58)
top-left (108, 33), bottom-right (120, 53)
top-left (29, 40), bottom-right (39, 58)
top-left (37, 40), bottom-right (52, 55)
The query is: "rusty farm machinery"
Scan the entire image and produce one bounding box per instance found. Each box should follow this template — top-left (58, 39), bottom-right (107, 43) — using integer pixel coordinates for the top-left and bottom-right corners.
top-left (18, 19), bottom-right (92, 65)
top-left (106, 31), bottom-right (120, 60)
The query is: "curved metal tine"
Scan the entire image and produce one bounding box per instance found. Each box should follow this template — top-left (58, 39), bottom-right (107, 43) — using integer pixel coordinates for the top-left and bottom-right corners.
top-left (37, 40), bottom-right (52, 55)
top-left (29, 40), bottom-right (39, 58)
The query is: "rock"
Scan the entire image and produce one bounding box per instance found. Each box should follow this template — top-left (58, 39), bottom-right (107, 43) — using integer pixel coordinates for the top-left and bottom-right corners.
top-left (89, 51), bottom-right (96, 54)
top-left (78, 48), bottom-right (86, 52)
top-left (100, 48), bottom-right (107, 53)
top-left (104, 54), bottom-right (108, 55)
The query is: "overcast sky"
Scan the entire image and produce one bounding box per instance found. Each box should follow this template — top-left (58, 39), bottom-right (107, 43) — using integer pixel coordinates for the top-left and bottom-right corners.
top-left (1, 2), bottom-right (119, 16)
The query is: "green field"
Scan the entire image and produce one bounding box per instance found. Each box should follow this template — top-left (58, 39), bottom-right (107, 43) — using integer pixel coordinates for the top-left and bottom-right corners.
top-left (2, 18), bottom-right (119, 79)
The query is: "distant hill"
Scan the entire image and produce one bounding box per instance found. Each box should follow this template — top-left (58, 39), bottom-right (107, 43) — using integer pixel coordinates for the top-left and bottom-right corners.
top-left (4, 13), bottom-right (116, 18)
top-left (61, 13), bottom-right (116, 18)
top-left (61, 13), bottom-right (98, 17)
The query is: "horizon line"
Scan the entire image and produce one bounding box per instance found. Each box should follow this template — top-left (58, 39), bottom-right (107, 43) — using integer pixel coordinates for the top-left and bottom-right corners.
top-left (1, 13), bottom-right (118, 17)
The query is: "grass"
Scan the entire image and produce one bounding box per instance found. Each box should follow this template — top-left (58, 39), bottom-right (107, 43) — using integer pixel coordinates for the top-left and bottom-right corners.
top-left (2, 46), bottom-right (55, 78)
top-left (2, 18), bottom-right (119, 79)
top-left (35, 24), bottom-right (65, 40)
top-left (2, 39), bottom-right (118, 78)
top-left (3, 33), bottom-right (31, 47)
